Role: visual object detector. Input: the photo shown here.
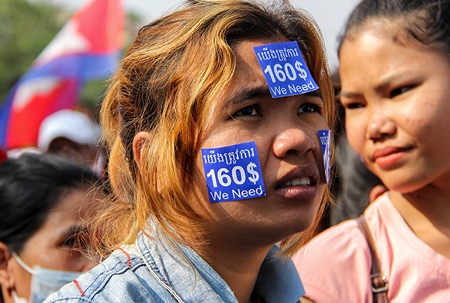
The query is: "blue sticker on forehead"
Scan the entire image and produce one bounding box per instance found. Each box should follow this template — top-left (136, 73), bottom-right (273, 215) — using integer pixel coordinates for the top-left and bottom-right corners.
top-left (253, 41), bottom-right (319, 98)
top-left (319, 130), bottom-right (331, 184)
top-left (202, 141), bottom-right (266, 203)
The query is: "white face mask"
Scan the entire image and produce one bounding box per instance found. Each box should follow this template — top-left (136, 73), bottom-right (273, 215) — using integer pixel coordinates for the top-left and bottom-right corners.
top-left (12, 290), bottom-right (28, 303)
top-left (12, 252), bottom-right (83, 303)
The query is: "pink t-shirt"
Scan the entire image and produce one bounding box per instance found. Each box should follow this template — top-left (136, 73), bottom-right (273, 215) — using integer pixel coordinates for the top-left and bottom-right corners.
top-left (293, 193), bottom-right (450, 303)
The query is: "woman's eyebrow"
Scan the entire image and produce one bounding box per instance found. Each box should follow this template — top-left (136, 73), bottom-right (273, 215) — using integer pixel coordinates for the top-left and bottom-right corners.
top-left (310, 90), bottom-right (321, 97)
top-left (227, 86), bottom-right (272, 106)
top-left (226, 86), bottom-right (321, 107)
top-left (59, 224), bottom-right (84, 239)
top-left (304, 90), bottom-right (322, 99)
top-left (338, 90), bottom-right (360, 99)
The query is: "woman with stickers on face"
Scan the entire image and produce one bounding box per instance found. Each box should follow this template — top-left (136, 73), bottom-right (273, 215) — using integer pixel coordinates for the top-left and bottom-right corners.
top-left (293, 0), bottom-right (450, 302)
top-left (0, 153), bottom-right (102, 303)
top-left (45, 1), bottom-right (335, 302)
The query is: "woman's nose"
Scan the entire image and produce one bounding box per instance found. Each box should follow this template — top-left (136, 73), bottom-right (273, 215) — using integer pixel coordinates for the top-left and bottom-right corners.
top-left (366, 113), bottom-right (396, 140)
top-left (273, 127), bottom-right (315, 158)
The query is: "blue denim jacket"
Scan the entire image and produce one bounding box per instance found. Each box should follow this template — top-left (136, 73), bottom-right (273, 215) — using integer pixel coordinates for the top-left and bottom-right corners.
top-left (45, 231), bottom-right (304, 302)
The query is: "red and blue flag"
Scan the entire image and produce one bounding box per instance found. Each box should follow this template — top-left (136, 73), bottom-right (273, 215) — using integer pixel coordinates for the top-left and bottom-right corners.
top-left (0, 0), bottom-right (124, 150)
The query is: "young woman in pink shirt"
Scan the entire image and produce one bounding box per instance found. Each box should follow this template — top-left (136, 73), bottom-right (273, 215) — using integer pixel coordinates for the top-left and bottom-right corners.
top-left (294, 0), bottom-right (450, 302)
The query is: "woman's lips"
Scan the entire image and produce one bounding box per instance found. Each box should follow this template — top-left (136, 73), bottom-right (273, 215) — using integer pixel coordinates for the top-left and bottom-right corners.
top-left (274, 164), bottom-right (319, 200)
top-left (277, 177), bottom-right (311, 188)
top-left (373, 146), bottom-right (412, 169)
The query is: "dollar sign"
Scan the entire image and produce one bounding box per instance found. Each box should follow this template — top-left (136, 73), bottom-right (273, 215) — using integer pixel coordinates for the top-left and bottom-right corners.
top-left (295, 61), bottom-right (308, 81)
top-left (247, 162), bottom-right (259, 185)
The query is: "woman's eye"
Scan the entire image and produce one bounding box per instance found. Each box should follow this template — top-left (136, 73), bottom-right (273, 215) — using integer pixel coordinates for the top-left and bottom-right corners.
top-left (298, 102), bottom-right (322, 114)
top-left (342, 102), bottom-right (365, 110)
top-left (234, 105), bottom-right (259, 117)
top-left (390, 85), bottom-right (413, 98)
top-left (61, 232), bottom-right (88, 250)
top-left (62, 236), bottom-right (78, 249)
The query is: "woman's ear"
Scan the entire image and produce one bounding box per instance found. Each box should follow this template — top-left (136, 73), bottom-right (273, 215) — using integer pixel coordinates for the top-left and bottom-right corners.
top-left (0, 242), bottom-right (14, 293)
top-left (133, 132), bottom-right (153, 168)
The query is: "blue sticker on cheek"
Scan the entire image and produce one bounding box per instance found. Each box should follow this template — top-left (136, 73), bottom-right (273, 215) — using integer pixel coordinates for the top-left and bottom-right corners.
top-left (319, 130), bottom-right (331, 184)
top-left (202, 141), bottom-right (266, 203)
top-left (253, 41), bottom-right (319, 98)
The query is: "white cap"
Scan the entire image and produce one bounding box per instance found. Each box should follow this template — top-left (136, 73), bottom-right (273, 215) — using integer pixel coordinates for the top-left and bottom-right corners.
top-left (38, 109), bottom-right (102, 152)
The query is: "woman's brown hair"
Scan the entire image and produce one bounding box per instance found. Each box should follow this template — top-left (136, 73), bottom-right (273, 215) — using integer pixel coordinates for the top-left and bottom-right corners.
top-left (92, 0), bottom-right (335, 259)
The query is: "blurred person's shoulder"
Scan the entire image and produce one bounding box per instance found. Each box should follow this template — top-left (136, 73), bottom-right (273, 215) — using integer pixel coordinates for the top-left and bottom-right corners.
top-left (44, 245), bottom-right (158, 303)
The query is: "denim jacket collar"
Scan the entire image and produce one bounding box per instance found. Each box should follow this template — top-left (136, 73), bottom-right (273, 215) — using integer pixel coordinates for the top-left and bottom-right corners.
top-left (136, 231), bottom-right (304, 303)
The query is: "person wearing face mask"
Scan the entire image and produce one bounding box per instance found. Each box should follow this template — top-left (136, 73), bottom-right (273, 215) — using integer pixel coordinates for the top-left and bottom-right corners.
top-left (0, 153), bottom-right (103, 303)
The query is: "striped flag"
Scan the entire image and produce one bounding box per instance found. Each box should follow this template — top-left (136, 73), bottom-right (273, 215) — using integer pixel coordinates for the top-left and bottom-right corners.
top-left (0, 0), bottom-right (124, 150)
